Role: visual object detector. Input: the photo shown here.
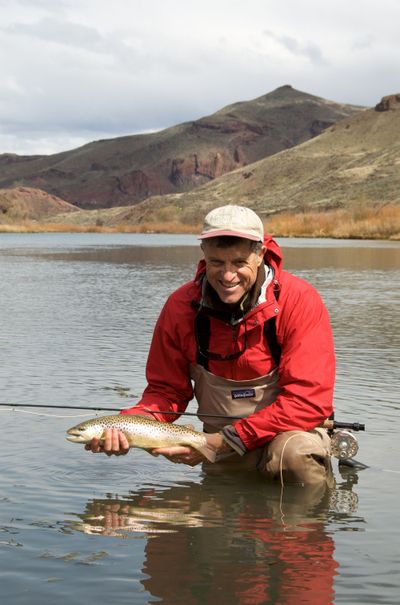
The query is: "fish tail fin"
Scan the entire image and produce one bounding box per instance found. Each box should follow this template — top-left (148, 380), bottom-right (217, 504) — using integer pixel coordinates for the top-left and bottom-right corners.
top-left (198, 443), bottom-right (217, 463)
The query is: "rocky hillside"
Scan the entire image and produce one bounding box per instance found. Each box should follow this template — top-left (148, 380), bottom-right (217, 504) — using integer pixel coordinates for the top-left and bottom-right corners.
top-left (0, 85), bottom-right (362, 209)
top-left (0, 186), bottom-right (79, 223)
top-left (89, 92), bottom-right (398, 227)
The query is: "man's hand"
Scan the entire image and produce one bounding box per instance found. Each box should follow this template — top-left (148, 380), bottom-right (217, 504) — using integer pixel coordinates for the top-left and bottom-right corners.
top-left (85, 428), bottom-right (130, 456)
top-left (151, 432), bottom-right (232, 466)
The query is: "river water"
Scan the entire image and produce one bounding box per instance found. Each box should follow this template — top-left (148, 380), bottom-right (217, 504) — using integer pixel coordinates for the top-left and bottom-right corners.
top-left (0, 233), bottom-right (399, 605)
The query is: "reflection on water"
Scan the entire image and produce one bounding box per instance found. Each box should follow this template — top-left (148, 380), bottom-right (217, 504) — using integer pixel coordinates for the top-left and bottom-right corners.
top-left (283, 245), bottom-right (400, 271)
top-left (65, 472), bottom-right (362, 536)
top-left (0, 234), bottom-right (399, 605)
top-left (63, 472), bottom-right (363, 604)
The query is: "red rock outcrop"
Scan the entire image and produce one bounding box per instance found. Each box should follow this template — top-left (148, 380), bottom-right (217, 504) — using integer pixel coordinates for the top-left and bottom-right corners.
top-left (375, 94), bottom-right (400, 112)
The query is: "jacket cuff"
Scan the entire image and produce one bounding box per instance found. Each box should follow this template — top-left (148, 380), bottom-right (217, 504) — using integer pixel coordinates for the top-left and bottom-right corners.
top-left (221, 426), bottom-right (248, 456)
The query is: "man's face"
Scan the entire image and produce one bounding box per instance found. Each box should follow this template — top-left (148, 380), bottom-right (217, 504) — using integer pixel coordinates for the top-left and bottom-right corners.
top-left (202, 238), bottom-right (266, 305)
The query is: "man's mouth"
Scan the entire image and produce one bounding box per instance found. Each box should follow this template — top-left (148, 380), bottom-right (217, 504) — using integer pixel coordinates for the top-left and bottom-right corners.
top-left (219, 282), bottom-right (240, 289)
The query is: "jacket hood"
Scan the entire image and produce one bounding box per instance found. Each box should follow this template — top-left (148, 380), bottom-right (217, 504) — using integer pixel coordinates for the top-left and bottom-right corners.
top-left (194, 234), bottom-right (283, 281)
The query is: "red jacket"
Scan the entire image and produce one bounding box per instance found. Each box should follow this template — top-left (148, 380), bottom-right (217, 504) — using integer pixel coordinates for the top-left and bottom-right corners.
top-left (122, 235), bottom-right (335, 450)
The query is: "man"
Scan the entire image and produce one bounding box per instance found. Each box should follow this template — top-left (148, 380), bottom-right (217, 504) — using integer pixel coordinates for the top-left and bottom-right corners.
top-left (87, 205), bottom-right (335, 485)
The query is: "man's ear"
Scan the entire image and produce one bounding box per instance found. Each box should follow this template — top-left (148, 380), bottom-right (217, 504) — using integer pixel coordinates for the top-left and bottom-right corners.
top-left (256, 245), bottom-right (267, 265)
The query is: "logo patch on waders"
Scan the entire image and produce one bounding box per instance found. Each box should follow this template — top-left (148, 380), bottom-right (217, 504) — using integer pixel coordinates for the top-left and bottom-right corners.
top-left (231, 388), bottom-right (256, 400)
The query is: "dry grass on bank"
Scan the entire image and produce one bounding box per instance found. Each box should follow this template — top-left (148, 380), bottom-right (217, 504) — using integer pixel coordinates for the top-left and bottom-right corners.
top-left (0, 203), bottom-right (399, 240)
top-left (0, 220), bottom-right (201, 235)
top-left (266, 203), bottom-right (400, 240)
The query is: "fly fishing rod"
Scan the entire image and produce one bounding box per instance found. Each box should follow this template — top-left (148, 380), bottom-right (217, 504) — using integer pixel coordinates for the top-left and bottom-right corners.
top-left (0, 402), bottom-right (366, 427)
top-left (0, 402), bottom-right (365, 462)
top-left (0, 402), bottom-right (263, 417)
top-left (144, 408), bottom-right (366, 432)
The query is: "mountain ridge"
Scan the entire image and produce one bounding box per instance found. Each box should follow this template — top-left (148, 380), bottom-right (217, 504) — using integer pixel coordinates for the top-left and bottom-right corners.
top-left (54, 92), bottom-right (399, 229)
top-left (0, 85), bottom-right (363, 209)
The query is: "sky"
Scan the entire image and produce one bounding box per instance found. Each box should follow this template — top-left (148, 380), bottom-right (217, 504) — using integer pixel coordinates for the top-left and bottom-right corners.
top-left (1, 0), bottom-right (399, 155)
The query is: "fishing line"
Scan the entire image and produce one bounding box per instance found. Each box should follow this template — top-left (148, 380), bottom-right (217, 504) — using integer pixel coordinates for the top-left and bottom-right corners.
top-left (0, 403), bottom-right (124, 412)
top-left (0, 407), bottom-right (110, 419)
top-left (278, 431), bottom-right (329, 523)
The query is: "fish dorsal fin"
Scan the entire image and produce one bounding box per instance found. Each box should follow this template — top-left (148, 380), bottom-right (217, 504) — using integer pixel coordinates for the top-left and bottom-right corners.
top-left (183, 423), bottom-right (195, 431)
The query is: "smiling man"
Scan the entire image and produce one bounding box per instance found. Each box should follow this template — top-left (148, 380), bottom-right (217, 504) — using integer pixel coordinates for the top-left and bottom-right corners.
top-left (87, 205), bottom-right (336, 486)
top-left (202, 239), bottom-right (265, 306)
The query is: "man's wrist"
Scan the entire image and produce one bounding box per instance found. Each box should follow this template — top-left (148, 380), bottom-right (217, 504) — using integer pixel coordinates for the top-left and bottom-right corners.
top-left (205, 432), bottom-right (233, 454)
top-left (218, 437), bottom-right (234, 454)
top-left (220, 426), bottom-right (247, 456)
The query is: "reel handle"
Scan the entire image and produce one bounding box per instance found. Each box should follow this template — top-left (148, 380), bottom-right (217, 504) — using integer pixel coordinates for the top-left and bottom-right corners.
top-left (322, 420), bottom-right (365, 432)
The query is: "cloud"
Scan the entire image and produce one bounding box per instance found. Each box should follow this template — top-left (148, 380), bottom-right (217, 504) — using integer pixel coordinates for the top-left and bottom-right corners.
top-left (263, 30), bottom-right (328, 66)
top-left (0, 0), bottom-right (399, 154)
top-left (5, 17), bottom-right (105, 51)
top-left (351, 34), bottom-right (375, 51)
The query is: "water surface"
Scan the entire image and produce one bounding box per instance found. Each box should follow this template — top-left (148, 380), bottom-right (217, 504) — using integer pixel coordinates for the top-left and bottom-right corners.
top-left (0, 233), bottom-right (399, 604)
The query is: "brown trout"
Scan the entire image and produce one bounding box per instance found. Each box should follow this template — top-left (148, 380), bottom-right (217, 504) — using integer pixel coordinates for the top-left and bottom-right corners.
top-left (66, 414), bottom-right (216, 462)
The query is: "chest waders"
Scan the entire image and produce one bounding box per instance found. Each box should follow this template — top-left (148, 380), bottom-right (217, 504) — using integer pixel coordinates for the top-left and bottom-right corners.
top-left (190, 311), bottom-right (282, 433)
top-left (190, 306), bottom-right (333, 485)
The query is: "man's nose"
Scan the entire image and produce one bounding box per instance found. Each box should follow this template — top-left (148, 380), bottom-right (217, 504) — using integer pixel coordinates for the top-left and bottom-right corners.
top-left (221, 265), bottom-right (237, 279)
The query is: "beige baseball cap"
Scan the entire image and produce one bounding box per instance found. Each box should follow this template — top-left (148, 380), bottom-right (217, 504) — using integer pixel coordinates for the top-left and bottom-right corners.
top-left (199, 205), bottom-right (264, 242)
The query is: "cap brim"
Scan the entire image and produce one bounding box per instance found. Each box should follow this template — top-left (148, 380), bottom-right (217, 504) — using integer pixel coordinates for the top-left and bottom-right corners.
top-left (198, 229), bottom-right (261, 241)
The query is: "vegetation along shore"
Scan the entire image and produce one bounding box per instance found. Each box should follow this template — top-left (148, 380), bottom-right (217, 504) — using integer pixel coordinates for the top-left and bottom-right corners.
top-left (1, 203), bottom-right (399, 240)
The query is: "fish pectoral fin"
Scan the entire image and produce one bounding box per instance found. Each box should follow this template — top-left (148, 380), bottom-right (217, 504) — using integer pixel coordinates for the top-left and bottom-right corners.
top-left (98, 431), bottom-right (107, 442)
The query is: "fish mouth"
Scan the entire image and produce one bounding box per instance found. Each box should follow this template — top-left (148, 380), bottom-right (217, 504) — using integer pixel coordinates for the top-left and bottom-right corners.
top-left (66, 429), bottom-right (87, 443)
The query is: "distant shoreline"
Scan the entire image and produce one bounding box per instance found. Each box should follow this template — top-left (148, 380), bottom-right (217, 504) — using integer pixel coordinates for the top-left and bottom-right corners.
top-left (1, 204), bottom-right (399, 240)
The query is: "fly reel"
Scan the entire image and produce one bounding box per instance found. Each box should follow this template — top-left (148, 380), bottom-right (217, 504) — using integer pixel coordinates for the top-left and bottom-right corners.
top-left (330, 430), bottom-right (359, 460)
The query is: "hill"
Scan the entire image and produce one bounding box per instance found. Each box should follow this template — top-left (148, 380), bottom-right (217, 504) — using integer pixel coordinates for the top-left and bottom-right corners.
top-left (42, 93), bottom-right (400, 240)
top-left (0, 85), bottom-right (362, 209)
top-left (86, 93), bottom-right (398, 227)
top-left (0, 186), bottom-right (79, 223)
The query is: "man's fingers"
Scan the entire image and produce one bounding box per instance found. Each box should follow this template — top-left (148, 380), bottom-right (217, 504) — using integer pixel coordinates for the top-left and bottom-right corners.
top-left (104, 428), bottom-right (113, 453)
top-left (104, 428), bottom-right (117, 456)
top-left (84, 430), bottom-right (130, 456)
top-left (151, 446), bottom-right (190, 457)
top-left (85, 436), bottom-right (103, 453)
top-left (150, 445), bottom-right (202, 466)
top-left (119, 432), bottom-right (130, 452)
